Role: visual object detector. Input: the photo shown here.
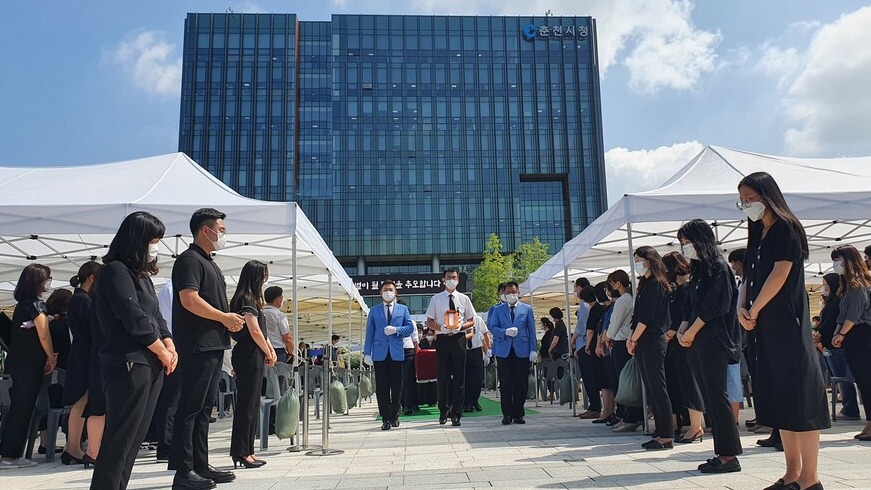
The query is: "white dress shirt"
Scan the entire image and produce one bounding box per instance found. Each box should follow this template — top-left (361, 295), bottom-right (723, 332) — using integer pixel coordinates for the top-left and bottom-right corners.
top-left (469, 315), bottom-right (489, 349)
top-left (262, 305), bottom-right (291, 349)
top-left (425, 289), bottom-right (477, 335)
top-left (158, 279), bottom-right (173, 334)
top-left (402, 323), bottom-right (420, 349)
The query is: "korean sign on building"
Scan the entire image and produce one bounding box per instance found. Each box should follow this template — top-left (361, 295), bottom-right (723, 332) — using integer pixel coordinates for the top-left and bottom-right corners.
top-left (352, 273), bottom-right (468, 296)
top-left (521, 23), bottom-right (589, 42)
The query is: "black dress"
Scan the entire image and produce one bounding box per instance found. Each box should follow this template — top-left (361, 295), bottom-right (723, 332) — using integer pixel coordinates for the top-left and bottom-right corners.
top-left (744, 219), bottom-right (830, 431)
top-left (84, 306), bottom-right (106, 417)
top-left (230, 305), bottom-right (267, 459)
top-left (63, 288), bottom-right (92, 405)
top-left (665, 281), bottom-right (705, 414)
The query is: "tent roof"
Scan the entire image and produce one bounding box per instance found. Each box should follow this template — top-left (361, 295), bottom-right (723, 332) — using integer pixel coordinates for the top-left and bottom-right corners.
top-left (0, 153), bottom-right (367, 344)
top-left (523, 146), bottom-right (871, 296)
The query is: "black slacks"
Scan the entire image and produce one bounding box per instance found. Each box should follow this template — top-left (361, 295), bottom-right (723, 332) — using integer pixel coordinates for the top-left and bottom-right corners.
top-left (374, 353), bottom-right (403, 421)
top-left (577, 350), bottom-right (602, 412)
top-left (274, 347), bottom-right (288, 364)
top-left (844, 325), bottom-right (871, 421)
top-left (401, 348), bottom-right (417, 410)
top-left (90, 362), bottom-right (163, 490)
top-left (169, 350), bottom-right (223, 473)
top-left (634, 332), bottom-right (674, 439)
top-left (688, 338), bottom-right (743, 456)
top-left (464, 347), bottom-right (484, 407)
top-left (434, 333), bottom-right (466, 418)
top-left (497, 349), bottom-right (529, 418)
top-left (0, 364), bottom-right (43, 458)
top-left (153, 370), bottom-right (181, 459)
top-left (230, 347), bottom-right (264, 458)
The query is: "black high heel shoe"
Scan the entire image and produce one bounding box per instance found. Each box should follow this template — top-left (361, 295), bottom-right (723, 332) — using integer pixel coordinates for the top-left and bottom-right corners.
top-left (82, 454), bottom-right (97, 468)
top-left (232, 456), bottom-right (265, 469)
top-left (676, 429), bottom-right (704, 444)
top-left (60, 451), bottom-right (83, 465)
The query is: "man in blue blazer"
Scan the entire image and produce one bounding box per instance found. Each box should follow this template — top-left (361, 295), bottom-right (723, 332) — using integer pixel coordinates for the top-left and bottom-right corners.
top-left (364, 280), bottom-right (414, 430)
top-left (487, 281), bottom-right (537, 424)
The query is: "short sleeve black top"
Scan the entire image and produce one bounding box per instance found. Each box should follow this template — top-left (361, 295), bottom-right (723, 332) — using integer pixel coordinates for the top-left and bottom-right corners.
top-left (631, 277), bottom-right (671, 336)
top-left (94, 260), bottom-right (171, 370)
top-left (49, 317), bottom-right (71, 369)
top-left (551, 320), bottom-right (570, 357)
top-left (231, 304), bottom-right (265, 355)
top-left (687, 257), bottom-right (741, 362)
top-left (7, 299), bottom-right (48, 374)
top-left (539, 328), bottom-right (553, 359)
top-left (667, 282), bottom-right (688, 332)
top-left (172, 244), bottom-right (231, 354)
top-left (744, 219), bottom-right (808, 327)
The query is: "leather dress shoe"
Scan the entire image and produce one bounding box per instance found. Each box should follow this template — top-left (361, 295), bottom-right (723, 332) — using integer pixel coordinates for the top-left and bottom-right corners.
top-left (698, 457), bottom-right (741, 473)
top-left (402, 408), bottom-right (413, 416)
top-left (473, 403), bottom-right (483, 411)
top-left (196, 466), bottom-right (236, 484)
top-left (513, 417), bottom-right (526, 424)
top-left (381, 420), bottom-right (391, 430)
top-left (451, 416), bottom-right (461, 426)
top-left (502, 416), bottom-right (513, 425)
top-left (172, 471), bottom-right (216, 490)
top-left (757, 436), bottom-right (779, 447)
top-left (439, 413), bottom-right (448, 425)
top-left (390, 419), bottom-right (400, 428)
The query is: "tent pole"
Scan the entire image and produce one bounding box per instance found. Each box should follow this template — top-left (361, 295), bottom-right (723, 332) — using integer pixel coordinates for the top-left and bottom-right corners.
top-left (308, 270), bottom-right (342, 456)
top-left (626, 223), bottom-right (650, 435)
top-left (345, 297), bottom-right (351, 415)
top-left (564, 267), bottom-right (577, 416)
top-left (290, 234), bottom-right (302, 453)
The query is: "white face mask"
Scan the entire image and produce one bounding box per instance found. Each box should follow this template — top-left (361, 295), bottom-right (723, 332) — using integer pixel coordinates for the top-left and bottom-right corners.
top-left (147, 243), bottom-right (159, 263)
top-left (426, 334), bottom-right (435, 342)
top-left (499, 294), bottom-right (507, 303)
top-left (681, 243), bottom-right (698, 261)
top-left (821, 287), bottom-right (829, 297)
top-left (381, 291), bottom-right (395, 303)
top-left (207, 227), bottom-right (228, 251)
top-left (445, 279), bottom-right (459, 290)
top-left (634, 261), bottom-right (648, 277)
top-left (505, 293), bottom-right (519, 305)
top-left (833, 260), bottom-right (844, 275)
top-left (741, 201), bottom-right (766, 222)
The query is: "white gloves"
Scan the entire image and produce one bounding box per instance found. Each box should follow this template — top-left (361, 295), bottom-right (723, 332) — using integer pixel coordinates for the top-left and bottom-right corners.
top-left (505, 327), bottom-right (519, 337)
top-left (529, 352), bottom-right (538, 363)
top-left (364, 355), bottom-right (373, 366)
top-left (384, 326), bottom-right (397, 335)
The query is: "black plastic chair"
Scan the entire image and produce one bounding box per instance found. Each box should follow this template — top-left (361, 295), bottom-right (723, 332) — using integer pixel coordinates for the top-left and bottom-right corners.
top-left (25, 368), bottom-right (69, 462)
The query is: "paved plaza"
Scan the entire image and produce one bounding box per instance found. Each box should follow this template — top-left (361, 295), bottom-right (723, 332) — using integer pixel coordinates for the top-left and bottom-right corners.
top-left (4, 393), bottom-right (870, 489)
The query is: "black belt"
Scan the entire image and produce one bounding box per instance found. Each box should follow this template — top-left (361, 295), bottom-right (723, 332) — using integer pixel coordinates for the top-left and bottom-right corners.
top-left (404, 348), bottom-right (415, 353)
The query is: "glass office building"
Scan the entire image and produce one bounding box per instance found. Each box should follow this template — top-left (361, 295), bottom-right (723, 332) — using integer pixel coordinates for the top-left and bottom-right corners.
top-left (179, 13), bottom-right (608, 280)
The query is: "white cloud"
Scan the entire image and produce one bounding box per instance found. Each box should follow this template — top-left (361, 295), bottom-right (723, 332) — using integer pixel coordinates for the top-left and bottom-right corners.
top-left (756, 44), bottom-right (801, 89)
top-left (604, 141), bottom-right (705, 204)
top-left (104, 30), bottom-right (182, 97)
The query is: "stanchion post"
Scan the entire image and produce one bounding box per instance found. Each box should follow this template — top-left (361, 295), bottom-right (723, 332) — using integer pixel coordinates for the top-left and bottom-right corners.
top-left (307, 270), bottom-right (343, 456)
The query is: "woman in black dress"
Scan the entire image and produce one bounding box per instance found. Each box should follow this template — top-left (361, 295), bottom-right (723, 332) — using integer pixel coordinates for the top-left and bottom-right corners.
top-left (738, 172), bottom-right (828, 490)
top-left (677, 219), bottom-right (743, 473)
top-left (0, 264), bottom-right (55, 469)
top-left (61, 260), bottom-right (102, 465)
top-left (229, 260), bottom-right (277, 469)
top-left (627, 246), bottom-right (674, 450)
top-left (90, 211), bottom-right (176, 489)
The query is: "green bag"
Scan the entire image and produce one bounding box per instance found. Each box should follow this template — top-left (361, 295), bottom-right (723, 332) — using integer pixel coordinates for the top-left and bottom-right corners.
top-left (346, 382), bottom-right (359, 408)
top-left (359, 375), bottom-right (373, 399)
top-left (275, 388), bottom-right (300, 440)
top-left (527, 373), bottom-right (536, 400)
top-left (559, 370), bottom-right (578, 404)
top-left (330, 380), bottom-right (348, 414)
top-left (615, 357), bottom-right (643, 407)
top-left (485, 368), bottom-right (497, 390)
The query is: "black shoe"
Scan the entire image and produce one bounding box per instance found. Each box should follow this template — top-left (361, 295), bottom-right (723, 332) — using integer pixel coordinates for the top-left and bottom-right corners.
top-left (60, 451), bottom-right (82, 465)
top-left (757, 436), bottom-right (779, 447)
top-left (774, 442), bottom-right (784, 451)
top-left (403, 408), bottom-right (413, 416)
top-left (173, 471), bottom-right (217, 490)
top-left (474, 403), bottom-right (483, 412)
top-left (82, 454), bottom-right (98, 469)
top-left (381, 420), bottom-right (391, 430)
top-left (699, 457), bottom-right (741, 473)
top-left (196, 466), bottom-right (236, 484)
top-left (502, 416), bottom-right (513, 425)
top-left (209, 416), bottom-right (217, 423)
top-left (451, 416), bottom-right (461, 427)
top-left (232, 457), bottom-right (263, 469)
top-left (439, 413), bottom-right (448, 425)
top-left (676, 429), bottom-right (704, 444)
top-left (762, 478), bottom-right (788, 490)
top-left (390, 419), bottom-right (400, 428)
top-left (413, 406), bottom-right (421, 412)
top-left (513, 417), bottom-right (526, 424)
top-left (642, 440), bottom-right (673, 451)
top-left (605, 415), bottom-right (621, 426)
top-left (745, 418), bottom-right (757, 428)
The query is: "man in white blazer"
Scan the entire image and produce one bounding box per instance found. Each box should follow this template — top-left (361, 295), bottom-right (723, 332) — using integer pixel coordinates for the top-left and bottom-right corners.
top-left (487, 281), bottom-right (537, 425)
top-left (364, 280), bottom-right (415, 430)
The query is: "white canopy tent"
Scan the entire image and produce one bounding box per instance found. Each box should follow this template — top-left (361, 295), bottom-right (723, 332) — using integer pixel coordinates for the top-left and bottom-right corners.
top-left (522, 146), bottom-right (871, 300)
top-left (0, 153), bottom-right (368, 345)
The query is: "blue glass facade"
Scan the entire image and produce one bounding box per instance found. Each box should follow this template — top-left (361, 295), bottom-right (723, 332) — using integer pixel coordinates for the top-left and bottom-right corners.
top-left (179, 13), bottom-right (607, 277)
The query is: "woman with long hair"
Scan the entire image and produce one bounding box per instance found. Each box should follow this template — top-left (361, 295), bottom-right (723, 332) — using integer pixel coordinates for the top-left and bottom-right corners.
top-left (677, 219), bottom-right (743, 473)
top-left (229, 260), bottom-right (277, 469)
top-left (737, 172), bottom-right (828, 490)
top-left (830, 245), bottom-right (871, 440)
top-left (601, 269), bottom-right (642, 430)
top-left (627, 246), bottom-right (674, 450)
top-left (816, 272), bottom-right (859, 420)
top-left (90, 211), bottom-right (176, 489)
top-left (662, 251), bottom-right (705, 443)
top-left (61, 260), bottom-right (102, 465)
top-left (0, 264), bottom-right (55, 469)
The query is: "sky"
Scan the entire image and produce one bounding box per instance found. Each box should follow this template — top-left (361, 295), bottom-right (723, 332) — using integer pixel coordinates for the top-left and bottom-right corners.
top-left (1, 0), bottom-right (870, 204)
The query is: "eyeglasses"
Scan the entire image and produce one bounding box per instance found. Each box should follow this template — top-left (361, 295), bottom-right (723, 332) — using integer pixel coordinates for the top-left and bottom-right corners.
top-left (735, 200), bottom-right (752, 210)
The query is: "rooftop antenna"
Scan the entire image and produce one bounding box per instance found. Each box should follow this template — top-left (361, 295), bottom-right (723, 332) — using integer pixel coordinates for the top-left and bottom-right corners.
top-left (227, 6), bottom-right (234, 13)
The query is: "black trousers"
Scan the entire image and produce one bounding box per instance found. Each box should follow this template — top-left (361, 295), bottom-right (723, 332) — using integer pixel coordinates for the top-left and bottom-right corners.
top-left (611, 341), bottom-right (643, 423)
top-left (401, 348), bottom-right (417, 410)
top-left (434, 334), bottom-right (466, 418)
top-left (170, 350), bottom-right (222, 473)
top-left (0, 364), bottom-right (43, 458)
top-left (153, 370), bottom-right (181, 458)
top-left (464, 347), bottom-right (484, 407)
top-left (844, 325), bottom-right (871, 421)
top-left (374, 354), bottom-right (403, 421)
top-left (688, 339), bottom-right (743, 456)
top-left (230, 347), bottom-right (264, 458)
top-left (634, 332), bottom-right (674, 439)
top-left (274, 347), bottom-right (288, 364)
top-left (497, 349), bottom-right (529, 418)
top-left (90, 363), bottom-right (163, 490)
top-left (577, 350), bottom-right (602, 412)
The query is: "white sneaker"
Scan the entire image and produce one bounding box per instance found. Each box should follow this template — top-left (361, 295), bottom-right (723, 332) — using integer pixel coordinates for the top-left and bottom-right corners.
top-left (0, 457), bottom-right (38, 469)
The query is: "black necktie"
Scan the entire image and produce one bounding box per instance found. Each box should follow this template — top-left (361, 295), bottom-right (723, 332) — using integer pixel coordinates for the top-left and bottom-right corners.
top-left (510, 305), bottom-right (516, 321)
top-left (448, 294), bottom-right (456, 311)
top-left (386, 304), bottom-right (392, 323)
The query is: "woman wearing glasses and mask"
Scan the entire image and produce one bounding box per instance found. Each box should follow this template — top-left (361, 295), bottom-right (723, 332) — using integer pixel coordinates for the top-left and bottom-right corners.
top-left (737, 172), bottom-right (828, 490)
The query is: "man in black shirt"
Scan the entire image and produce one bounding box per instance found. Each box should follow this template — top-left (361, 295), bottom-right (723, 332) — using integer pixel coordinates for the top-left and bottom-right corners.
top-left (170, 208), bottom-right (244, 490)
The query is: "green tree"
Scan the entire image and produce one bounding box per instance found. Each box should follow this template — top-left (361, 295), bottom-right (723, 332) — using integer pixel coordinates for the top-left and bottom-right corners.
top-left (511, 237), bottom-right (551, 284)
top-left (470, 233), bottom-right (513, 312)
